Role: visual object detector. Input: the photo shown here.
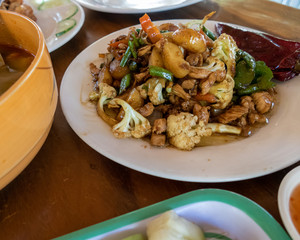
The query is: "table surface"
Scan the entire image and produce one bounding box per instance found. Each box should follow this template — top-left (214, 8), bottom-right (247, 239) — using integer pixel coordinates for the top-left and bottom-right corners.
top-left (1, 0), bottom-right (300, 239)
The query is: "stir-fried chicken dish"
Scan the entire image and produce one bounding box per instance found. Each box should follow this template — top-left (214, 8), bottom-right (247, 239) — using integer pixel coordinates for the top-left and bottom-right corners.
top-left (88, 13), bottom-right (277, 151)
top-left (1, 0), bottom-right (36, 21)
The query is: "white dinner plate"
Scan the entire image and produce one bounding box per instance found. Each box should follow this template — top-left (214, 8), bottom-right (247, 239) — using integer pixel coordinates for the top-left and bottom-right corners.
top-left (74, 0), bottom-right (202, 14)
top-left (60, 19), bottom-right (300, 182)
top-left (54, 189), bottom-right (291, 240)
top-left (25, 0), bottom-right (85, 52)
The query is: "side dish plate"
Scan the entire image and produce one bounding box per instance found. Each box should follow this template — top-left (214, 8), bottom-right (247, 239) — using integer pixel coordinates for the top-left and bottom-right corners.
top-left (74, 0), bottom-right (203, 14)
top-left (60, 19), bottom-right (300, 182)
top-left (25, 0), bottom-right (85, 52)
top-left (54, 189), bottom-right (291, 240)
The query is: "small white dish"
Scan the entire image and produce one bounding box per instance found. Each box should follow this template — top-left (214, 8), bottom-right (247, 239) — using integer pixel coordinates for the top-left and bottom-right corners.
top-left (25, 0), bottom-right (85, 52)
top-left (278, 165), bottom-right (300, 240)
top-left (54, 189), bottom-right (290, 240)
top-left (74, 0), bottom-right (203, 14)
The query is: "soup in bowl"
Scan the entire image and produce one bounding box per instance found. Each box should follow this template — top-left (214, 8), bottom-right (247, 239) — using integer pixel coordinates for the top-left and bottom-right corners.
top-left (0, 43), bottom-right (35, 94)
top-left (0, 10), bottom-right (58, 189)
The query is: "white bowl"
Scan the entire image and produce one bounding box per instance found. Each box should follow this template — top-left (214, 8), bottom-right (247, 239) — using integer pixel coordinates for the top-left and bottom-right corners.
top-left (278, 166), bottom-right (300, 240)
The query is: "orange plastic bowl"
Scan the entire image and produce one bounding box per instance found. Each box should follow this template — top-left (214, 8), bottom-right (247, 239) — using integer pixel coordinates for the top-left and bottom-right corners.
top-left (0, 10), bottom-right (58, 189)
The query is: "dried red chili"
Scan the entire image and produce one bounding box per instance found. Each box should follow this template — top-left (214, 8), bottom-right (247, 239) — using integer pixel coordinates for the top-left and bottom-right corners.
top-left (215, 23), bottom-right (300, 82)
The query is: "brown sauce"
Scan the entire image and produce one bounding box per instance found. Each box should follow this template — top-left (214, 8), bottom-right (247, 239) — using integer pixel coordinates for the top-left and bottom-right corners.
top-left (290, 184), bottom-right (300, 234)
top-left (0, 44), bottom-right (34, 95)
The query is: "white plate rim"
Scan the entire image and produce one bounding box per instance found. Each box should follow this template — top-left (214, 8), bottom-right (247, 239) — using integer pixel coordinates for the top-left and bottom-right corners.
top-left (60, 19), bottom-right (300, 182)
top-left (74, 0), bottom-right (202, 14)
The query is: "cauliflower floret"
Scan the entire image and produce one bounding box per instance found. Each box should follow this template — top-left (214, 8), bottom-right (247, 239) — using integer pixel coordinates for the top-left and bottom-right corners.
top-left (96, 83), bottom-right (118, 126)
top-left (211, 33), bottom-right (238, 78)
top-left (209, 74), bottom-right (235, 109)
top-left (109, 98), bottom-right (151, 139)
top-left (151, 82), bottom-right (165, 105)
top-left (98, 82), bottom-right (117, 110)
top-left (167, 112), bottom-right (212, 151)
top-left (189, 56), bottom-right (226, 79)
top-left (137, 77), bottom-right (166, 105)
top-left (203, 34), bottom-right (237, 109)
top-left (89, 82), bottom-right (116, 103)
top-left (199, 56), bottom-right (225, 72)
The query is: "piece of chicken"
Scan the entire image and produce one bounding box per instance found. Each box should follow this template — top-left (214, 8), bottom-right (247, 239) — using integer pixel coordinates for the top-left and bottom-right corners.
top-left (218, 105), bottom-right (249, 124)
top-left (252, 91), bottom-right (274, 114)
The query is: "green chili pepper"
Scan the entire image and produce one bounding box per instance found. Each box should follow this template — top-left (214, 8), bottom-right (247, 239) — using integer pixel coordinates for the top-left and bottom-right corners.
top-left (237, 61), bottom-right (275, 95)
top-left (133, 28), bottom-right (145, 46)
top-left (236, 49), bottom-right (256, 69)
top-left (120, 46), bottom-right (132, 67)
top-left (234, 60), bottom-right (255, 89)
top-left (255, 61), bottom-right (275, 89)
top-left (129, 61), bottom-right (138, 72)
top-left (138, 38), bottom-right (145, 46)
top-left (234, 49), bottom-right (275, 95)
top-left (128, 40), bottom-right (137, 59)
top-left (237, 84), bottom-right (260, 95)
top-left (131, 33), bottom-right (140, 48)
top-left (234, 49), bottom-right (256, 90)
top-left (202, 26), bottom-right (216, 40)
top-left (149, 65), bottom-right (173, 81)
top-left (119, 73), bottom-right (131, 95)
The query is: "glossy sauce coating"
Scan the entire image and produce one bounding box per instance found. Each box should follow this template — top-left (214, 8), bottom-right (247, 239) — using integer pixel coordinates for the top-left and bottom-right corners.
top-left (290, 184), bottom-right (300, 234)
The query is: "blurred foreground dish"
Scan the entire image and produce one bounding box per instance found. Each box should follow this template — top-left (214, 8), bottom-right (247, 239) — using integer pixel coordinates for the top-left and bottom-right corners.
top-left (0, 10), bottom-right (58, 189)
top-left (0, 0), bottom-right (36, 20)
